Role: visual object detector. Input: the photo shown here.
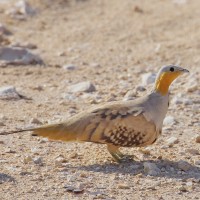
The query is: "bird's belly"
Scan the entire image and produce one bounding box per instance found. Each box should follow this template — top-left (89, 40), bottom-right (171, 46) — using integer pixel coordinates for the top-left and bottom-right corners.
top-left (102, 127), bottom-right (157, 147)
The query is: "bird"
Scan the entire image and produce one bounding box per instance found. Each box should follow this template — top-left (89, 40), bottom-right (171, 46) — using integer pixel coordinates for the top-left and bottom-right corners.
top-left (1, 65), bottom-right (189, 162)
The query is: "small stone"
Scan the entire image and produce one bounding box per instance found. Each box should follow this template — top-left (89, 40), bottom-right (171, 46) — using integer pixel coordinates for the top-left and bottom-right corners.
top-left (0, 23), bottom-right (12, 35)
top-left (90, 63), bottom-right (101, 68)
top-left (0, 47), bottom-right (43, 66)
top-left (166, 137), bottom-right (178, 147)
top-left (177, 160), bottom-right (191, 171)
top-left (163, 116), bottom-right (175, 126)
top-left (68, 81), bottom-right (96, 93)
top-left (23, 156), bottom-right (32, 164)
top-left (38, 138), bottom-right (48, 143)
top-left (195, 135), bottom-right (200, 143)
top-left (0, 86), bottom-right (21, 100)
top-left (172, 95), bottom-right (193, 105)
top-left (194, 160), bottom-right (200, 166)
top-left (123, 90), bottom-right (136, 101)
top-left (33, 157), bottom-right (43, 165)
top-left (63, 64), bottom-right (77, 70)
top-left (5, 148), bottom-right (16, 153)
top-left (179, 186), bottom-right (187, 192)
top-left (135, 85), bottom-right (146, 92)
top-left (186, 82), bottom-right (198, 92)
top-left (30, 118), bottom-right (42, 125)
top-left (186, 181), bottom-right (193, 187)
top-left (139, 147), bottom-right (152, 155)
top-left (143, 162), bottom-right (160, 176)
top-left (141, 73), bottom-right (156, 86)
top-left (55, 156), bottom-right (66, 167)
top-left (117, 183), bottom-right (130, 189)
top-left (186, 148), bottom-right (199, 155)
top-left (16, 0), bottom-right (36, 15)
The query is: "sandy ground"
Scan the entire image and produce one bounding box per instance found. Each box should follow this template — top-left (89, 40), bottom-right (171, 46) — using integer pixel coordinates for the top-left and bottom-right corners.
top-left (0, 0), bottom-right (200, 199)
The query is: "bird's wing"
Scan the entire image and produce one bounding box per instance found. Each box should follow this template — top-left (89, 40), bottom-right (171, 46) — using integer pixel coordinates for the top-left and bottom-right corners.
top-left (45, 100), bottom-right (157, 147)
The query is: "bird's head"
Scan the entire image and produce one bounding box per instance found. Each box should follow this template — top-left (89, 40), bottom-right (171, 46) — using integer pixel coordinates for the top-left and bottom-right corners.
top-left (155, 65), bottom-right (189, 95)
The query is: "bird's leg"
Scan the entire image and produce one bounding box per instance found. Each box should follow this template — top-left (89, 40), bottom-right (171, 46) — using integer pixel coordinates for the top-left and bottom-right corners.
top-left (107, 144), bottom-right (133, 162)
top-left (107, 144), bottom-right (122, 162)
top-left (107, 144), bottom-right (138, 162)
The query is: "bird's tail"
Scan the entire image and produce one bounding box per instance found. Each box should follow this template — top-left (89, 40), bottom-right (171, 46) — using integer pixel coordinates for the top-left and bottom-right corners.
top-left (0, 123), bottom-right (79, 142)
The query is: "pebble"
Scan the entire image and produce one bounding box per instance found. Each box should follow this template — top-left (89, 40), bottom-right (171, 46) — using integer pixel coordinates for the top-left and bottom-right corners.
top-left (0, 47), bottom-right (43, 66)
top-left (23, 156), bottom-right (32, 164)
top-left (123, 90), bottom-right (136, 101)
top-left (195, 135), bottom-right (200, 143)
top-left (186, 148), bottom-right (199, 155)
top-left (117, 183), bottom-right (130, 189)
top-left (6, 0), bottom-right (36, 18)
top-left (178, 186), bottom-right (187, 192)
top-left (166, 137), bottom-right (178, 147)
top-left (186, 81), bottom-right (198, 92)
top-left (90, 63), bottom-right (101, 68)
top-left (0, 86), bottom-right (21, 100)
top-left (194, 160), bottom-right (200, 165)
top-left (163, 116), bottom-right (176, 126)
top-left (135, 85), bottom-right (146, 92)
top-left (141, 73), bottom-right (156, 85)
top-left (68, 81), bottom-right (96, 93)
top-left (55, 156), bottom-right (66, 167)
top-left (5, 148), bottom-right (16, 153)
top-left (30, 118), bottom-right (42, 125)
top-left (63, 64), bottom-right (78, 70)
top-left (172, 94), bottom-right (193, 105)
top-left (177, 160), bottom-right (191, 171)
top-left (143, 162), bottom-right (161, 176)
top-left (0, 23), bottom-right (11, 35)
top-left (33, 157), bottom-right (43, 165)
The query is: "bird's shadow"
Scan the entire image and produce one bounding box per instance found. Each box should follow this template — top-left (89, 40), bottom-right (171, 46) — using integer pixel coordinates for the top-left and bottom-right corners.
top-left (76, 159), bottom-right (200, 180)
top-left (0, 173), bottom-right (16, 184)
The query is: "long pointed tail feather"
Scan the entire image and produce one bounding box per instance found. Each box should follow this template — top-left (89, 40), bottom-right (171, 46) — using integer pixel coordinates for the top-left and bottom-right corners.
top-left (0, 123), bottom-right (79, 142)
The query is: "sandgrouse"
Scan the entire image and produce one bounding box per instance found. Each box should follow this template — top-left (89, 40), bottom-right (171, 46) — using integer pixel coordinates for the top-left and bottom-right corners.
top-left (1, 65), bottom-right (189, 162)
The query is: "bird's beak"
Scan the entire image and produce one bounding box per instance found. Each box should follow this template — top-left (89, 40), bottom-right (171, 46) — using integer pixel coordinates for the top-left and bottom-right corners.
top-left (180, 68), bottom-right (189, 73)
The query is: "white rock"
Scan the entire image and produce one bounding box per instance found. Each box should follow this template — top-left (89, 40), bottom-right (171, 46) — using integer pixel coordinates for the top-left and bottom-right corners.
top-left (143, 162), bottom-right (160, 176)
top-left (173, 0), bottom-right (187, 5)
top-left (0, 47), bottom-right (43, 66)
top-left (123, 90), bottom-right (136, 101)
top-left (177, 160), bottom-right (191, 171)
top-left (0, 86), bottom-right (21, 100)
top-left (55, 156), bottom-right (65, 167)
top-left (63, 64), bottom-right (77, 70)
top-left (68, 81), bottom-right (96, 93)
top-left (90, 63), bottom-right (101, 68)
top-left (141, 73), bottom-right (156, 86)
top-left (163, 116), bottom-right (175, 126)
top-left (166, 137), bottom-right (178, 147)
top-left (15, 0), bottom-right (36, 16)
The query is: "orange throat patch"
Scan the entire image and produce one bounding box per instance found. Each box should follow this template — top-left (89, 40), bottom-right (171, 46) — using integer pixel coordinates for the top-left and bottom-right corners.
top-left (155, 71), bottom-right (182, 95)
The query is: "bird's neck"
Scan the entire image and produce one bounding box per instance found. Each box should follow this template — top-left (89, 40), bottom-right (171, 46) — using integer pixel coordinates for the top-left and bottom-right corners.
top-left (154, 72), bottom-right (181, 95)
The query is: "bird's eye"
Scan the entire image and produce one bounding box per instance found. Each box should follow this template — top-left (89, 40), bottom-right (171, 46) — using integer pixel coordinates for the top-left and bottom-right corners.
top-left (170, 67), bottom-right (174, 72)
